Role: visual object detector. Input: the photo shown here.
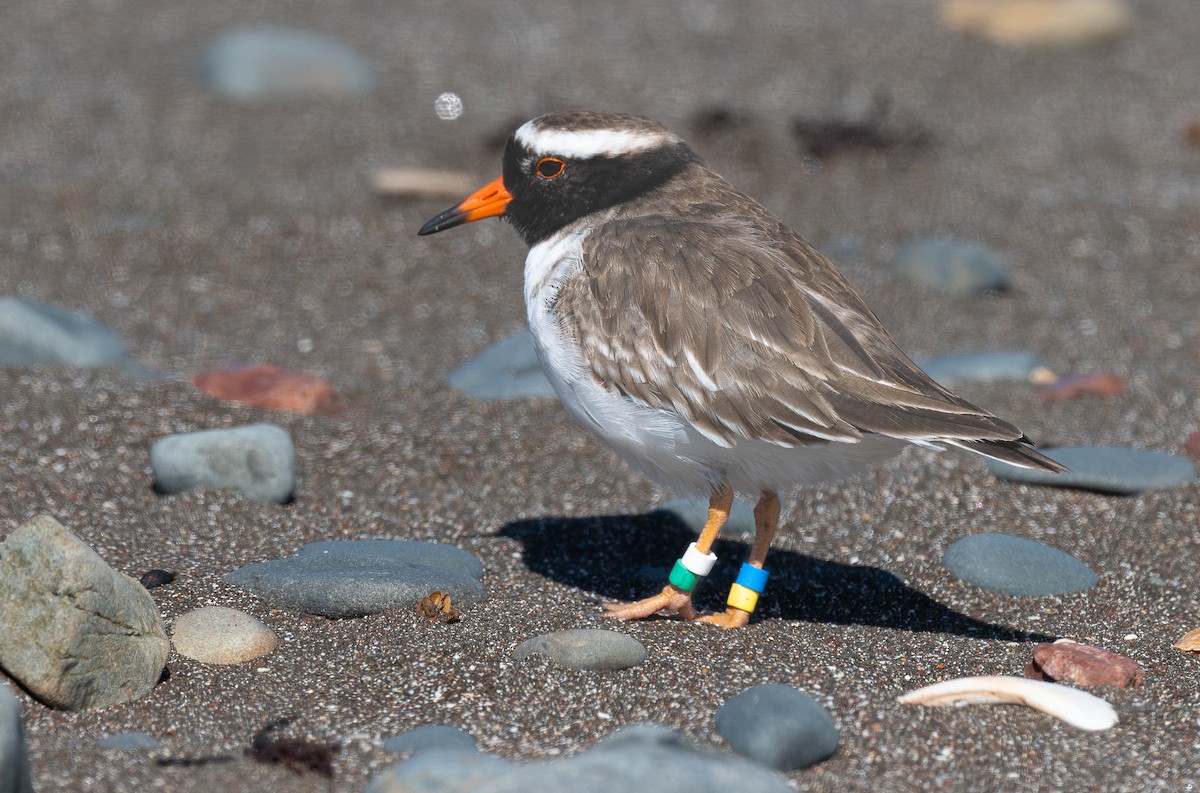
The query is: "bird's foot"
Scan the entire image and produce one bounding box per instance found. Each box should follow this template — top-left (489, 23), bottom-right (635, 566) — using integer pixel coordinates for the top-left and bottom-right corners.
top-left (696, 607), bottom-right (751, 629)
top-left (602, 585), bottom-right (698, 621)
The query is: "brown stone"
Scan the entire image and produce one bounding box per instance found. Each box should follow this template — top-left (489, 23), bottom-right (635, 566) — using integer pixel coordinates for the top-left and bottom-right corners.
top-left (1038, 372), bottom-right (1125, 400)
top-left (1026, 640), bottom-right (1143, 688)
top-left (192, 364), bottom-right (344, 416)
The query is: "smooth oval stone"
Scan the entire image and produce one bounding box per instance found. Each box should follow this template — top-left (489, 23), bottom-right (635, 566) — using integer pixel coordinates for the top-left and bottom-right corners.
top-left (198, 26), bottom-right (376, 101)
top-left (513, 629), bottom-right (646, 670)
top-left (715, 684), bottom-right (840, 771)
top-left (382, 724), bottom-right (478, 755)
top-left (0, 683), bottom-right (34, 793)
top-left (447, 330), bottom-right (556, 400)
top-left (0, 297), bottom-right (127, 367)
top-left (895, 238), bottom-right (1010, 295)
top-left (917, 350), bottom-right (1045, 384)
top-left (987, 446), bottom-right (1197, 494)
top-left (150, 423), bottom-right (296, 503)
top-left (366, 748), bottom-right (511, 793)
top-left (98, 731), bottom-right (160, 750)
top-left (171, 606), bottom-right (278, 665)
top-left (943, 533), bottom-right (1098, 596)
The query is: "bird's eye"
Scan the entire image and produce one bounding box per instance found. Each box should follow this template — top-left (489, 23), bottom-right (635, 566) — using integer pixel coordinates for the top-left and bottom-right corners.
top-left (535, 157), bottom-right (566, 179)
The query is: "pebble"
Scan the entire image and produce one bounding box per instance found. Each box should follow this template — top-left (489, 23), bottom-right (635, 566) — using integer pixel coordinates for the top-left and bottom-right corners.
top-left (940, 0), bottom-right (1131, 48)
top-left (0, 515), bottom-right (169, 710)
top-left (366, 724), bottom-right (792, 793)
top-left (916, 350), bottom-right (1045, 384)
top-left (0, 683), bottom-right (34, 793)
top-left (97, 731), bottom-right (161, 750)
top-left (139, 569), bottom-right (176, 589)
top-left (513, 629), bottom-right (647, 670)
top-left (986, 445), bottom-right (1197, 494)
top-left (370, 169), bottom-right (479, 200)
top-left (171, 606), bottom-right (279, 665)
top-left (894, 238), bottom-right (1010, 296)
top-left (192, 364), bottom-right (344, 416)
top-left (150, 423), bottom-right (296, 503)
top-left (225, 539), bottom-right (485, 618)
top-left (1037, 371), bottom-right (1125, 400)
top-left (652, 498), bottom-right (757, 536)
top-left (197, 26), bottom-right (376, 102)
top-left (0, 296), bottom-right (127, 367)
top-left (715, 684), bottom-right (840, 771)
top-left (1184, 429), bottom-right (1200, 461)
top-left (447, 330), bottom-right (556, 400)
top-left (942, 532), bottom-right (1098, 596)
top-left (1026, 640), bottom-right (1143, 688)
top-left (382, 724), bottom-right (478, 755)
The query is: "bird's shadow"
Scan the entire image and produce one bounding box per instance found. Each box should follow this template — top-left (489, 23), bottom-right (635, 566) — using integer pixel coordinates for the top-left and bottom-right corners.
top-left (497, 510), bottom-right (1054, 643)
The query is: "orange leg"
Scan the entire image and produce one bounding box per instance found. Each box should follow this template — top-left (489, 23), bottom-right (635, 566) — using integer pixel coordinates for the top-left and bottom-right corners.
top-left (697, 490), bottom-right (779, 628)
top-left (602, 483), bottom-right (733, 621)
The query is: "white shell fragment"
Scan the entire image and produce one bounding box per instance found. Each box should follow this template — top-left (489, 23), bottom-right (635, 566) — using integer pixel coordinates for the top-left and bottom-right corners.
top-left (897, 675), bottom-right (1118, 731)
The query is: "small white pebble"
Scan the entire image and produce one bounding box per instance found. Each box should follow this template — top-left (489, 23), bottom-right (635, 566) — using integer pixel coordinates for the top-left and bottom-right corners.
top-left (1124, 633), bottom-right (1138, 641)
top-left (297, 338), bottom-right (314, 353)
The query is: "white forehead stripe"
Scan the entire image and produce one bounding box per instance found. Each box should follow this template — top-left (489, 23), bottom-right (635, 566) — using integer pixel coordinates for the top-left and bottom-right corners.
top-left (515, 122), bottom-right (673, 159)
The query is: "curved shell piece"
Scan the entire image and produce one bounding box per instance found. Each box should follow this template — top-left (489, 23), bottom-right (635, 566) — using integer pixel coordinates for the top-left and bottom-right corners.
top-left (897, 675), bottom-right (1118, 731)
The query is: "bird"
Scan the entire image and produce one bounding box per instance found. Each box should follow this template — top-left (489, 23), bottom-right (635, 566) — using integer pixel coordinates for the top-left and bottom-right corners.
top-left (419, 110), bottom-right (1064, 628)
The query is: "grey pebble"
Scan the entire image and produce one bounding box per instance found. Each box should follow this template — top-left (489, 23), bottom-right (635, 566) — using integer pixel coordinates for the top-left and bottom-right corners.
top-left (513, 629), bottom-right (647, 670)
top-left (447, 330), bottom-right (556, 400)
top-left (895, 238), bottom-right (1010, 295)
top-left (916, 349), bottom-right (1045, 384)
top-left (987, 445), bottom-right (1197, 494)
top-left (0, 515), bottom-right (169, 710)
top-left (0, 296), bottom-right (126, 367)
top-left (0, 683), bottom-right (34, 793)
top-left (225, 539), bottom-right (485, 618)
top-left (150, 423), bottom-right (296, 503)
top-left (97, 731), bottom-right (161, 750)
top-left (171, 606), bottom-right (279, 665)
top-left (943, 532), bottom-right (1098, 596)
top-left (652, 497), bottom-right (757, 536)
top-left (373, 723), bottom-right (793, 793)
top-left (198, 26), bottom-right (375, 102)
top-left (382, 724), bottom-right (478, 755)
top-left (715, 684), bottom-right (840, 771)
top-left (366, 748), bottom-right (512, 793)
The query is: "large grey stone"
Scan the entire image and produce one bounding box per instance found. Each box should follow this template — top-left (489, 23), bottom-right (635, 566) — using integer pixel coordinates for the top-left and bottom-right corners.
top-left (150, 423), bottom-right (296, 503)
top-left (0, 296), bottom-right (127, 367)
top-left (942, 532), bottom-right (1099, 596)
top-left (382, 724), bottom-right (479, 755)
top-left (0, 515), bottom-right (169, 710)
top-left (0, 684), bottom-right (34, 793)
top-left (715, 684), bottom-right (840, 770)
top-left (916, 350), bottom-right (1045, 384)
top-left (513, 629), bottom-right (647, 670)
top-left (366, 748), bottom-right (511, 793)
top-left (987, 445), bottom-right (1197, 494)
top-left (895, 238), bottom-right (1010, 295)
top-left (446, 330), bottom-right (556, 400)
top-left (225, 539), bottom-right (485, 618)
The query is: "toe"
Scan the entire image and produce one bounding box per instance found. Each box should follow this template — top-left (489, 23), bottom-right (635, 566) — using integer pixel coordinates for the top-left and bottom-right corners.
top-left (696, 607), bottom-right (750, 629)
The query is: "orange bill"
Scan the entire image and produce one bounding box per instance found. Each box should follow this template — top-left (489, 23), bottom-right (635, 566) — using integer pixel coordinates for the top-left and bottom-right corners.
top-left (417, 175), bottom-right (512, 235)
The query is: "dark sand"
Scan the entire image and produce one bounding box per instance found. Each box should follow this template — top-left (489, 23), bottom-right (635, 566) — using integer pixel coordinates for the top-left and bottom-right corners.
top-left (2, 1), bottom-right (1198, 790)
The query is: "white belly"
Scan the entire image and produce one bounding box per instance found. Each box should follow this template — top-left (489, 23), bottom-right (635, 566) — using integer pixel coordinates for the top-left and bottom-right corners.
top-left (523, 230), bottom-right (906, 498)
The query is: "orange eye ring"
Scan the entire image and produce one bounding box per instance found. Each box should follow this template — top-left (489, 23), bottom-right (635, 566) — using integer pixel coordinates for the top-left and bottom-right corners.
top-left (535, 157), bottom-right (566, 179)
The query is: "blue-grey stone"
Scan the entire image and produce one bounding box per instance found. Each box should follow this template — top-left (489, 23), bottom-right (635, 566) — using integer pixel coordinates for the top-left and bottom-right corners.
top-left (0, 684), bottom-right (34, 793)
top-left (895, 239), bottom-right (1010, 295)
top-left (987, 446), bottom-right (1197, 495)
top-left (463, 724), bottom-right (790, 793)
top-left (366, 748), bottom-right (512, 793)
top-left (98, 731), bottom-right (160, 750)
top-left (652, 498), bottom-right (757, 536)
top-left (917, 350), bottom-right (1045, 384)
top-left (715, 684), bottom-right (839, 771)
top-left (150, 423), bottom-right (295, 503)
top-left (198, 26), bottom-right (375, 102)
top-left (0, 297), bottom-right (127, 367)
top-left (943, 532), bottom-right (1098, 596)
top-left (513, 629), bottom-right (646, 670)
top-left (447, 331), bottom-right (555, 400)
top-left (225, 539), bottom-right (485, 618)
top-left (382, 724), bottom-right (478, 755)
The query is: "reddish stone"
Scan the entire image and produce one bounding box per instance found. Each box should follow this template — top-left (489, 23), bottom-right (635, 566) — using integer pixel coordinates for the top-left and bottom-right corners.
top-left (1025, 640), bottom-right (1143, 688)
top-left (1037, 372), bottom-right (1125, 400)
top-left (1185, 430), bottom-right (1200, 461)
top-left (192, 364), bottom-right (344, 416)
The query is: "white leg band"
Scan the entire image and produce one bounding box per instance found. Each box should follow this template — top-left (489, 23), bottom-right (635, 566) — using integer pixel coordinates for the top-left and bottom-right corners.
top-left (681, 542), bottom-right (718, 576)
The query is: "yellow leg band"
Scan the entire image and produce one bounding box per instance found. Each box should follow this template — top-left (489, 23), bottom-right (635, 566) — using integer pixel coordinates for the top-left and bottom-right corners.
top-left (727, 583), bottom-right (759, 613)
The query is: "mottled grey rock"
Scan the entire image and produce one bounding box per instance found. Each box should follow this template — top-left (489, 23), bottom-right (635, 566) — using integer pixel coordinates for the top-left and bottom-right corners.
top-left (98, 731), bottom-right (161, 750)
top-left (513, 629), bottom-right (647, 670)
top-left (917, 350), bottom-right (1045, 384)
top-left (198, 26), bottom-right (376, 102)
top-left (0, 296), bottom-right (126, 367)
top-left (943, 532), bottom-right (1098, 596)
top-left (171, 606), bottom-right (279, 665)
top-left (225, 539), bottom-right (485, 618)
top-left (382, 724), bottom-right (478, 755)
top-left (0, 515), bottom-right (169, 710)
top-left (715, 684), bottom-right (840, 770)
top-left (895, 238), bottom-right (1010, 295)
top-left (366, 748), bottom-right (511, 793)
top-left (447, 330), bottom-right (555, 400)
top-left (653, 498), bottom-right (757, 536)
top-left (0, 684), bottom-right (34, 793)
top-left (366, 725), bottom-right (793, 793)
top-left (987, 446), bottom-right (1197, 494)
top-left (150, 423), bottom-right (296, 503)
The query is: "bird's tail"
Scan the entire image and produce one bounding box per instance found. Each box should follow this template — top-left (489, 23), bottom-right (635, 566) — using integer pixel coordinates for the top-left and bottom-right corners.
top-left (943, 436), bottom-right (1067, 473)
